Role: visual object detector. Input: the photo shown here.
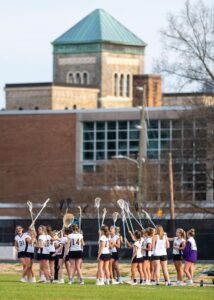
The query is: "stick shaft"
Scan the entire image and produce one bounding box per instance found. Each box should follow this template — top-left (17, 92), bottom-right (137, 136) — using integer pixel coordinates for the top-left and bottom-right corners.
top-left (122, 220), bottom-right (127, 248)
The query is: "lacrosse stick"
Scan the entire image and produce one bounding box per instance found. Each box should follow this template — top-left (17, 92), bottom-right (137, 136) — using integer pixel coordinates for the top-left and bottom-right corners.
top-left (101, 208), bottom-right (107, 227)
top-left (117, 199), bottom-right (131, 232)
top-left (94, 197), bottom-right (101, 231)
top-left (123, 202), bottom-right (134, 232)
top-left (125, 201), bottom-right (144, 229)
top-left (112, 212), bottom-right (119, 227)
top-left (27, 201), bottom-right (34, 222)
top-left (121, 211), bottom-right (127, 248)
top-left (30, 198), bottom-right (50, 226)
top-left (126, 206), bottom-right (144, 229)
top-left (78, 206), bottom-right (82, 230)
top-left (137, 212), bottom-right (144, 229)
top-left (142, 210), bottom-right (156, 228)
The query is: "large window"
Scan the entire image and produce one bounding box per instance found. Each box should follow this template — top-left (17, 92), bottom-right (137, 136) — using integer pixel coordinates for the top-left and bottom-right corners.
top-left (82, 119), bottom-right (208, 201)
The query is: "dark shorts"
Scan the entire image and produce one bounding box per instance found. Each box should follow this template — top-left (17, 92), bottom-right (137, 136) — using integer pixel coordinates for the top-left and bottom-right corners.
top-left (59, 254), bottom-right (69, 261)
top-left (99, 254), bottom-right (111, 261)
top-left (18, 251), bottom-right (27, 259)
top-left (111, 252), bottom-right (119, 261)
top-left (69, 251), bottom-right (83, 260)
top-left (37, 253), bottom-right (50, 261)
top-left (132, 257), bottom-right (144, 264)
top-left (25, 252), bottom-right (34, 259)
top-left (49, 252), bottom-right (56, 261)
top-left (143, 256), bottom-right (151, 261)
top-left (173, 254), bottom-right (183, 261)
top-left (153, 255), bottom-right (168, 261)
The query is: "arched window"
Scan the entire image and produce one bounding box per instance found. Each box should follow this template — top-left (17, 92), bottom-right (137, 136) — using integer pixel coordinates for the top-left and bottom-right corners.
top-left (67, 72), bottom-right (74, 84)
top-left (114, 74), bottom-right (118, 96)
top-left (34, 106), bottom-right (39, 110)
top-left (18, 107), bottom-right (23, 110)
top-left (76, 73), bottom-right (81, 85)
top-left (83, 72), bottom-right (89, 85)
top-left (73, 104), bottom-right (77, 109)
top-left (126, 74), bottom-right (130, 97)
top-left (119, 74), bottom-right (124, 97)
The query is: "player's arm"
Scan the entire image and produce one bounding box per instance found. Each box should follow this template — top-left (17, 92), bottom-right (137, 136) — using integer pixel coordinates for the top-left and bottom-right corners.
top-left (14, 240), bottom-right (19, 251)
top-left (97, 241), bottom-right (105, 260)
top-left (131, 245), bottom-right (137, 262)
top-left (151, 235), bottom-right (157, 250)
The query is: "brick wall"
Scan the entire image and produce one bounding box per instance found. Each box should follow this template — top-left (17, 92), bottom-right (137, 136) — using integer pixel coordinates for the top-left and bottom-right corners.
top-left (0, 113), bottom-right (76, 211)
top-left (133, 74), bottom-right (162, 107)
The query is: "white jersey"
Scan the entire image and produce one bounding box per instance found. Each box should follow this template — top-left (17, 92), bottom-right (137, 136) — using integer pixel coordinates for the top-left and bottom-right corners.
top-left (48, 236), bottom-right (55, 253)
top-left (38, 234), bottom-right (51, 254)
top-left (134, 240), bottom-right (143, 258)
top-left (173, 237), bottom-right (185, 255)
top-left (143, 237), bottom-right (152, 257)
top-left (68, 233), bottom-right (83, 251)
top-left (15, 233), bottom-right (27, 252)
top-left (188, 237), bottom-right (197, 251)
top-left (153, 235), bottom-right (167, 256)
top-left (99, 235), bottom-right (110, 254)
top-left (57, 237), bottom-right (68, 255)
top-left (25, 234), bottom-right (35, 253)
top-left (110, 235), bottom-right (120, 253)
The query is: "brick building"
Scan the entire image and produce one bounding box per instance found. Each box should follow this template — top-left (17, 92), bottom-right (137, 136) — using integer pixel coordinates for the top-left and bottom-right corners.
top-left (0, 107), bottom-right (213, 219)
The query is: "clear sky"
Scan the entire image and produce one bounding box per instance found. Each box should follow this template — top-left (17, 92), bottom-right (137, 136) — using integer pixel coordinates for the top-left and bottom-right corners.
top-left (0, 0), bottom-right (210, 108)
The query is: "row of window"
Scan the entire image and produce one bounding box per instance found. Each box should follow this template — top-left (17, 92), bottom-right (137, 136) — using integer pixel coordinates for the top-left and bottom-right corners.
top-left (67, 71), bottom-right (89, 85)
top-left (114, 73), bottom-right (131, 97)
top-left (82, 119), bottom-right (207, 161)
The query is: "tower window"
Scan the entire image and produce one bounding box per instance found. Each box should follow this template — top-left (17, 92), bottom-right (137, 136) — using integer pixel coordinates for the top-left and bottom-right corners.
top-left (83, 72), bottom-right (89, 85)
top-left (76, 73), bottom-right (81, 85)
top-left (120, 74), bottom-right (124, 97)
top-left (126, 74), bottom-right (130, 97)
top-left (67, 72), bottom-right (74, 84)
top-left (114, 74), bottom-right (118, 96)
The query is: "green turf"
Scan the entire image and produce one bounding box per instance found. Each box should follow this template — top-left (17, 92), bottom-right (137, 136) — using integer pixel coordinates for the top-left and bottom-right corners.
top-left (0, 275), bottom-right (213, 300)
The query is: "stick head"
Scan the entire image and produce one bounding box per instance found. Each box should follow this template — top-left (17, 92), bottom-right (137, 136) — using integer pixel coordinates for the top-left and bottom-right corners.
top-left (142, 209), bottom-right (150, 219)
top-left (102, 208), bottom-right (107, 216)
top-left (94, 197), bottom-right (101, 208)
top-left (63, 213), bottom-right (74, 228)
top-left (44, 198), bottom-right (50, 207)
top-left (117, 199), bottom-right (125, 210)
top-left (78, 206), bottom-right (82, 214)
top-left (112, 212), bottom-right (119, 223)
top-left (27, 201), bottom-right (32, 210)
top-left (123, 201), bottom-right (130, 213)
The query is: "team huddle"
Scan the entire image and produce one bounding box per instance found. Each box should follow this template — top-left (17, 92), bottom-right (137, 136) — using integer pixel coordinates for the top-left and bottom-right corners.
top-left (14, 222), bottom-right (198, 286)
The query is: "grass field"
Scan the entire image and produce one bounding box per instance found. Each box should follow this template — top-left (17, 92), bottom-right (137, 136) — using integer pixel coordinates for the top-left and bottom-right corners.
top-left (0, 262), bottom-right (213, 300)
top-left (0, 274), bottom-right (214, 300)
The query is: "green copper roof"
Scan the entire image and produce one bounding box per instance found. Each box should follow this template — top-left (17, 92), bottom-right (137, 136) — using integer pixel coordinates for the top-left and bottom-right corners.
top-left (53, 9), bottom-right (146, 47)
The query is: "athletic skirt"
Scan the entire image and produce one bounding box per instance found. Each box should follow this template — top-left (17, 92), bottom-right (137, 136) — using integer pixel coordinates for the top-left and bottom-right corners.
top-left (37, 253), bottom-right (50, 261)
top-left (25, 252), bottom-right (34, 259)
top-left (143, 255), bottom-right (151, 261)
top-left (153, 255), bottom-right (167, 261)
top-left (18, 251), bottom-right (28, 259)
top-left (58, 254), bottom-right (69, 261)
top-left (111, 252), bottom-right (119, 261)
top-left (173, 254), bottom-right (183, 261)
top-left (69, 251), bottom-right (83, 260)
top-left (49, 251), bottom-right (56, 261)
top-left (99, 254), bottom-right (111, 261)
top-left (132, 257), bottom-right (144, 264)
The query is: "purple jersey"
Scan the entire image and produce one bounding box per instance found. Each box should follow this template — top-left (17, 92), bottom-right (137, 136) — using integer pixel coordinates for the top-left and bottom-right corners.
top-left (183, 237), bottom-right (197, 263)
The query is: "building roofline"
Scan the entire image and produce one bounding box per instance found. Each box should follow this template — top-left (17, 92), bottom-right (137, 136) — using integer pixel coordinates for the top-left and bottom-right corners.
top-left (0, 106), bottom-right (192, 116)
top-left (5, 82), bottom-right (98, 89)
top-left (163, 92), bottom-right (214, 97)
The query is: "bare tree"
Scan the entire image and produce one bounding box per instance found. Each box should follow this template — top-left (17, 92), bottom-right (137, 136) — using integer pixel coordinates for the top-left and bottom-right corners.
top-left (156, 0), bottom-right (214, 91)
